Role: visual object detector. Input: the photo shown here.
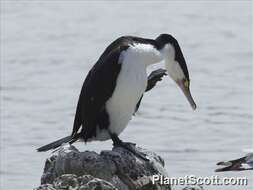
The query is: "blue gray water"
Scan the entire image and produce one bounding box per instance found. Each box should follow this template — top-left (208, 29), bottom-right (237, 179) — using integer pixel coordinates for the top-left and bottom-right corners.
top-left (1, 1), bottom-right (252, 190)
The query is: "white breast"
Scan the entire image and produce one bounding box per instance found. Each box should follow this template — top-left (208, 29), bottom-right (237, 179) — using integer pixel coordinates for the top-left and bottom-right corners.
top-left (105, 47), bottom-right (148, 136)
top-left (94, 43), bottom-right (162, 141)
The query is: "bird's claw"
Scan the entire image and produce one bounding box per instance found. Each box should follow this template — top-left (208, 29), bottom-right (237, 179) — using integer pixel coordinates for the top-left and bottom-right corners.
top-left (146, 69), bottom-right (167, 92)
top-left (114, 141), bottom-right (149, 161)
top-left (148, 69), bottom-right (167, 80)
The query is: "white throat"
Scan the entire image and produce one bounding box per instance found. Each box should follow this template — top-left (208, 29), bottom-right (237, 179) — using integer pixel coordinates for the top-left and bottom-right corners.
top-left (161, 44), bottom-right (185, 81)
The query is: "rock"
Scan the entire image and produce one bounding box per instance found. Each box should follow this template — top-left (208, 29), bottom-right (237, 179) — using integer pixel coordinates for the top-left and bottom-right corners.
top-left (182, 186), bottom-right (204, 190)
top-left (34, 174), bottom-right (118, 190)
top-left (35, 144), bottom-right (171, 190)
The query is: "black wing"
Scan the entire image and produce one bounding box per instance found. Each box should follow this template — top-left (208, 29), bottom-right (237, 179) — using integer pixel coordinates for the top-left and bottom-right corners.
top-left (134, 69), bottom-right (167, 114)
top-left (71, 46), bottom-right (128, 141)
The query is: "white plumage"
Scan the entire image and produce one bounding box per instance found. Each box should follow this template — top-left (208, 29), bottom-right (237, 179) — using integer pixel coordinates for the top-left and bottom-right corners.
top-left (96, 43), bottom-right (163, 140)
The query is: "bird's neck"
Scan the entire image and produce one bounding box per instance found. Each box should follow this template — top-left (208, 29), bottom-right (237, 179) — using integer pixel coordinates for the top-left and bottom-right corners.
top-left (126, 43), bottom-right (163, 67)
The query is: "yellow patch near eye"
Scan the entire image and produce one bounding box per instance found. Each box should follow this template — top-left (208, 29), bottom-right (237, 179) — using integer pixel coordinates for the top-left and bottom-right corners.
top-left (184, 80), bottom-right (189, 88)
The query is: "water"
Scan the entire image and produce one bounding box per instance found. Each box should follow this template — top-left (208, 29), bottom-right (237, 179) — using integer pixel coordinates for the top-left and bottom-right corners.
top-left (1, 1), bottom-right (252, 190)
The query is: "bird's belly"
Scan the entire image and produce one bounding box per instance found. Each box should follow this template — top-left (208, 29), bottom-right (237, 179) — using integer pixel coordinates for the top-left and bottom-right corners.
top-left (105, 65), bottom-right (147, 136)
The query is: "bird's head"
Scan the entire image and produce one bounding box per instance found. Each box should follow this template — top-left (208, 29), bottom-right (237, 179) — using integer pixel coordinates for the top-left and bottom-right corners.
top-left (156, 34), bottom-right (196, 110)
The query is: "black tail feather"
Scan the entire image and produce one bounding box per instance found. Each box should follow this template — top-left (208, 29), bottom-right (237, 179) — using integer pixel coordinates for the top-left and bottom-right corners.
top-left (37, 136), bottom-right (74, 152)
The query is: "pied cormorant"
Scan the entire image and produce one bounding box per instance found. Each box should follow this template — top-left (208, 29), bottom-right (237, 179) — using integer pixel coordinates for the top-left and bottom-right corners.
top-left (37, 34), bottom-right (197, 160)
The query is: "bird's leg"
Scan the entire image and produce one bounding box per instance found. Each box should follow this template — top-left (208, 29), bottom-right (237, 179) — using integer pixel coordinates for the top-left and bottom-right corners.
top-left (146, 69), bottom-right (167, 92)
top-left (110, 133), bottom-right (149, 161)
top-left (111, 134), bottom-right (136, 148)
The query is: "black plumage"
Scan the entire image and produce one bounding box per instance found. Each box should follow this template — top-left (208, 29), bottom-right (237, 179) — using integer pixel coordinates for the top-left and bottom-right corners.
top-left (71, 46), bottom-right (125, 141)
top-left (37, 35), bottom-right (177, 152)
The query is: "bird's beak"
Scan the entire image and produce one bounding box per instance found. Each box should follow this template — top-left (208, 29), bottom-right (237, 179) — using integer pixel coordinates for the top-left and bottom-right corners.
top-left (177, 80), bottom-right (197, 110)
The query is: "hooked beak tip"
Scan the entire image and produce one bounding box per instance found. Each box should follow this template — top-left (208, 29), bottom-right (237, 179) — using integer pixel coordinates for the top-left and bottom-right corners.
top-left (177, 80), bottom-right (197, 110)
top-left (191, 103), bottom-right (197, 110)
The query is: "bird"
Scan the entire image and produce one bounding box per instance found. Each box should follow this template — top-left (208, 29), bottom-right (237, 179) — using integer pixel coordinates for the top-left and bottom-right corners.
top-left (216, 153), bottom-right (253, 172)
top-left (37, 34), bottom-right (197, 160)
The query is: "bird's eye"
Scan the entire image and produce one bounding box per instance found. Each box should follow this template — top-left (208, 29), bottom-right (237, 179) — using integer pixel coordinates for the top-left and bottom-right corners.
top-left (184, 79), bottom-right (189, 88)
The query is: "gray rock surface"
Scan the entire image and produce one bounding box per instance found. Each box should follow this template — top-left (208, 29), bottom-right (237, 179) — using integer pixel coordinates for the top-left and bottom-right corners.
top-left (182, 186), bottom-right (204, 190)
top-left (35, 144), bottom-right (171, 190)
